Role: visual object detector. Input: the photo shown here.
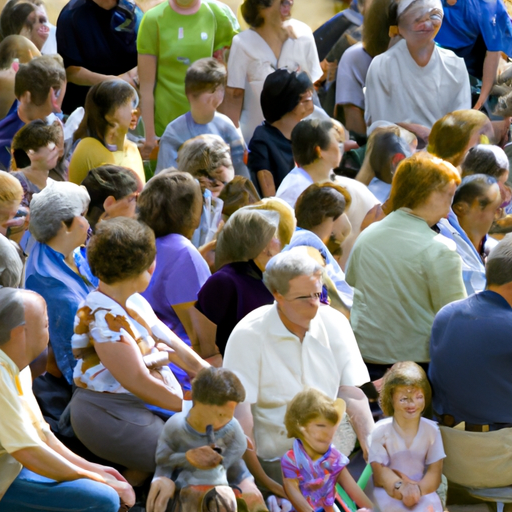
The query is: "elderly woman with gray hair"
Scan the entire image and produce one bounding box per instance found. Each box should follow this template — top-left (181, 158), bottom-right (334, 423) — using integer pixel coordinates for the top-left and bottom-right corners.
top-left (24, 181), bottom-right (92, 392)
top-left (193, 208), bottom-right (281, 365)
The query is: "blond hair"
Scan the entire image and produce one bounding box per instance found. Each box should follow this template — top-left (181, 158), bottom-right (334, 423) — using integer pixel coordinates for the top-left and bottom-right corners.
top-left (0, 170), bottom-right (22, 205)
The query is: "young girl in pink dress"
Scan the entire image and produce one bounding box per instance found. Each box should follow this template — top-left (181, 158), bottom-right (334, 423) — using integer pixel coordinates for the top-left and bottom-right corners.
top-left (281, 388), bottom-right (373, 512)
top-left (370, 361), bottom-right (445, 512)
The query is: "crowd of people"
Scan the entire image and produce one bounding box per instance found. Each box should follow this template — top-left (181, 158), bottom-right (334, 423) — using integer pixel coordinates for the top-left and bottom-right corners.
top-left (0, 0), bottom-right (512, 510)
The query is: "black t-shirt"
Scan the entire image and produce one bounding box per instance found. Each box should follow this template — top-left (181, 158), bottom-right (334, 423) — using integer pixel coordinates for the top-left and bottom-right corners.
top-left (57, 0), bottom-right (139, 113)
top-left (248, 121), bottom-right (295, 190)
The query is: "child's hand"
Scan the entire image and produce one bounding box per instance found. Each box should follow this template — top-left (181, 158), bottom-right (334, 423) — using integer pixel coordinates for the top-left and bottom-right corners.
top-left (186, 445), bottom-right (223, 469)
top-left (147, 476), bottom-right (175, 512)
top-left (401, 482), bottom-right (421, 507)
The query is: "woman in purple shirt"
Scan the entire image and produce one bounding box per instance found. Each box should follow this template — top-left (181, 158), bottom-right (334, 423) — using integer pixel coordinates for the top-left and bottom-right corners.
top-left (138, 170), bottom-right (211, 389)
top-left (194, 207), bottom-right (281, 363)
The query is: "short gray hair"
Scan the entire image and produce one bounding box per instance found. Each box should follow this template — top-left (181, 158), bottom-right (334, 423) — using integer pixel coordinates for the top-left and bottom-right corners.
top-left (29, 181), bottom-right (90, 243)
top-left (215, 208), bottom-right (280, 269)
top-left (486, 234), bottom-right (512, 286)
top-left (263, 248), bottom-right (323, 295)
top-left (0, 287), bottom-right (25, 346)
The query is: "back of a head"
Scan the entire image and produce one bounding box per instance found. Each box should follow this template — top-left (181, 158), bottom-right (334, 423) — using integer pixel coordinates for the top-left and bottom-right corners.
top-left (387, 152), bottom-right (460, 213)
top-left (87, 217), bottom-right (156, 285)
top-left (12, 118), bottom-right (61, 168)
top-left (81, 165), bottom-right (138, 227)
top-left (362, 0), bottom-right (392, 57)
top-left (263, 248), bottom-right (323, 296)
top-left (244, 197), bottom-right (296, 247)
top-left (295, 183), bottom-right (351, 231)
top-left (240, 0), bottom-right (273, 27)
top-left (427, 110), bottom-right (489, 164)
top-left (291, 118), bottom-right (334, 168)
top-left (461, 145), bottom-right (510, 180)
top-left (177, 134), bottom-right (233, 179)
top-left (366, 127), bottom-right (410, 183)
top-left (185, 57), bottom-right (227, 97)
top-left (486, 234), bottom-right (512, 287)
top-left (261, 69), bottom-right (312, 124)
top-left (15, 54), bottom-right (65, 105)
top-left (29, 181), bottom-right (90, 243)
top-left (138, 170), bottom-right (201, 238)
top-left (215, 207), bottom-right (280, 269)
top-left (0, 286), bottom-right (25, 346)
top-left (0, 34), bottom-right (39, 69)
top-left (191, 367), bottom-right (246, 405)
top-left (218, 176), bottom-right (260, 217)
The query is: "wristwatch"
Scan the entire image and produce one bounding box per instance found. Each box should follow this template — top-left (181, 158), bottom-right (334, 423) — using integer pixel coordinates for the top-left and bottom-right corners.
top-left (394, 481), bottom-right (403, 490)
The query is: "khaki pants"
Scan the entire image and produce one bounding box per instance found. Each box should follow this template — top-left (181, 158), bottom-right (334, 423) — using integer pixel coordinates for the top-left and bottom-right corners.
top-left (440, 425), bottom-right (512, 488)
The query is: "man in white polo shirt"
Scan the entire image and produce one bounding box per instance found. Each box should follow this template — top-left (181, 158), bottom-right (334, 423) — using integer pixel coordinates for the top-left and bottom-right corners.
top-left (223, 249), bottom-right (372, 498)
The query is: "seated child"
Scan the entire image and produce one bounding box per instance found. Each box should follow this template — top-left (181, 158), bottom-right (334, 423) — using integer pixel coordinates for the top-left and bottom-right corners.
top-left (369, 362), bottom-right (445, 512)
top-left (282, 388), bottom-right (373, 512)
top-left (9, 119), bottom-right (61, 206)
top-left (156, 57), bottom-right (249, 178)
top-left (148, 367), bottom-right (266, 512)
top-left (177, 134), bottom-right (235, 247)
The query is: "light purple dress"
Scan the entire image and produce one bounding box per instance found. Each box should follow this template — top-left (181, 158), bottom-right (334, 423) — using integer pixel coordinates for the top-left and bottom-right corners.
top-left (369, 417), bottom-right (445, 512)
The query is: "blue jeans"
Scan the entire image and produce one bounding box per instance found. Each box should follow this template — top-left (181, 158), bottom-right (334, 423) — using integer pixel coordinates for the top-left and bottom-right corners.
top-left (0, 468), bottom-right (120, 512)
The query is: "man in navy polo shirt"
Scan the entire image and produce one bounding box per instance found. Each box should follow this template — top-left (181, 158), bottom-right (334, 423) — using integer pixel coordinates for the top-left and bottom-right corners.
top-left (429, 235), bottom-right (512, 491)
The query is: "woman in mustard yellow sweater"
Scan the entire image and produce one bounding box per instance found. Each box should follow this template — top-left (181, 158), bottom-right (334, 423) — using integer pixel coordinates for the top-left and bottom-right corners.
top-left (68, 80), bottom-right (145, 185)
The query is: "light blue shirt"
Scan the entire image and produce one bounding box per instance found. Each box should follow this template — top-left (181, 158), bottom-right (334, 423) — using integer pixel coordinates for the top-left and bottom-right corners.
top-left (275, 166), bottom-right (314, 207)
top-left (368, 177), bottom-right (391, 203)
top-left (437, 210), bottom-right (497, 296)
top-left (156, 111), bottom-right (249, 177)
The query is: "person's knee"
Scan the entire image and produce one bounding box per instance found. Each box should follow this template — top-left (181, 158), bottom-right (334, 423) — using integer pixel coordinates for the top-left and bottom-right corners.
top-left (75, 479), bottom-right (120, 512)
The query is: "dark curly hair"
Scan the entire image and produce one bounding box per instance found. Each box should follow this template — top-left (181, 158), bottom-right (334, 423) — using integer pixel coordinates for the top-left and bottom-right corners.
top-left (87, 217), bottom-right (156, 285)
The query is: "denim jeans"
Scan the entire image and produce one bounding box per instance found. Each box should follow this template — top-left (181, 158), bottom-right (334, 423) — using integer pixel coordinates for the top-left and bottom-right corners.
top-left (0, 468), bottom-right (120, 512)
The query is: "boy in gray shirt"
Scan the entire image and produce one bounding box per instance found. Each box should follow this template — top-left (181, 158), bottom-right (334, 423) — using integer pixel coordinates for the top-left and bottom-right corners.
top-left (147, 367), bottom-right (265, 512)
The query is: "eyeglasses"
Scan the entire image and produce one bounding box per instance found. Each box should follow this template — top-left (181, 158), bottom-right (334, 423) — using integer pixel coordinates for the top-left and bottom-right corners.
top-left (284, 292), bottom-right (322, 302)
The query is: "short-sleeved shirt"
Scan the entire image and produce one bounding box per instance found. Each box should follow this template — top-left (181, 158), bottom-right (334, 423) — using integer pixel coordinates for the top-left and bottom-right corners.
top-left (156, 111), bottom-right (247, 177)
top-left (248, 122), bottom-right (294, 190)
top-left (364, 39), bottom-right (471, 128)
top-left (155, 411), bottom-right (250, 488)
top-left (195, 260), bottom-right (274, 355)
top-left (345, 209), bottom-right (467, 364)
top-left (137, 0), bottom-right (239, 136)
top-left (0, 103), bottom-right (24, 170)
top-left (142, 233), bottom-right (211, 344)
top-left (227, 24), bottom-right (323, 143)
top-left (68, 137), bottom-right (145, 185)
top-left (429, 290), bottom-right (512, 425)
top-left (281, 439), bottom-right (349, 510)
top-left (369, 417), bottom-right (445, 512)
top-left (436, 0), bottom-right (512, 78)
top-left (56, 0), bottom-right (141, 113)
top-left (0, 355), bottom-right (51, 498)
top-left (335, 42), bottom-right (372, 110)
top-left (223, 303), bottom-right (369, 460)
top-left (72, 290), bottom-right (183, 396)
top-left (25, 242), bottom-right (94, 385)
